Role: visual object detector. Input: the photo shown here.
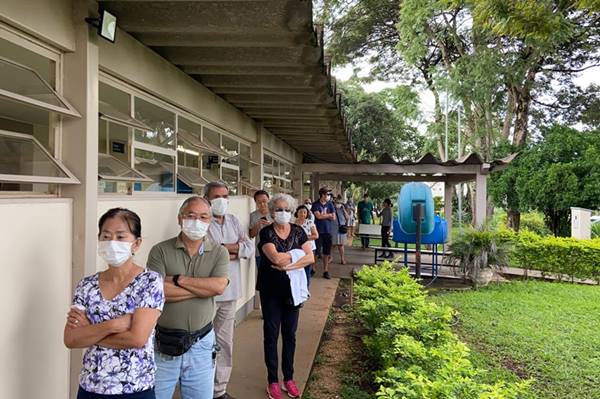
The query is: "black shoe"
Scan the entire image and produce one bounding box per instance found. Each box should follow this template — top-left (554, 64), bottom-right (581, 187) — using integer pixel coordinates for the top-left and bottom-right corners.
top-left (323, 271), bottom-right (331, 279)
top-left (310, 269), bottom-right (316, 277)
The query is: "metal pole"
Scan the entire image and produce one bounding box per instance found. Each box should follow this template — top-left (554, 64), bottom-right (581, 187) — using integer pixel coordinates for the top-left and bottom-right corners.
top-left (444, 93), bottom-right (449, 161)
top-left (457, 106), bottom-right (462, 226)
top-left (413, 203), bottom-right (423, 279)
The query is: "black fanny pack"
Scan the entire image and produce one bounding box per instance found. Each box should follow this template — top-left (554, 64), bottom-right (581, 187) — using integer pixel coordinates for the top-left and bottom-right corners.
top-left (155, 322), bottom-right (213, 356)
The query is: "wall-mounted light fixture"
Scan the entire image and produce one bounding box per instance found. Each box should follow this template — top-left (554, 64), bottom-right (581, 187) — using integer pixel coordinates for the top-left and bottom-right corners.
top-left (85, 10), bottom-right (117, 43)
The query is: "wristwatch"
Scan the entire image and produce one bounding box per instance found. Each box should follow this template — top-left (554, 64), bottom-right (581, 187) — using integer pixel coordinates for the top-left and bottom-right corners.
top-left (173, 274), bottom-right (181, 287)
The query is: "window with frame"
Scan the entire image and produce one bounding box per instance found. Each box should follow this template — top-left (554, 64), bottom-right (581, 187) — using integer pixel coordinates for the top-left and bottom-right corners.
top-left (97, 82), bottom-right (151, 194)
top-left (0, 32), bottom-right (79, 193)
top-left (176, 116), bottom-right (207, 194)
top-left (132, 97), bottom-right (176, 192)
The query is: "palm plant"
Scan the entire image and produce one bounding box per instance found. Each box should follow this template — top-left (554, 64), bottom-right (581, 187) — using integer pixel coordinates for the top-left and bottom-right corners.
top-left (447, 224), bottom-right (512, 287)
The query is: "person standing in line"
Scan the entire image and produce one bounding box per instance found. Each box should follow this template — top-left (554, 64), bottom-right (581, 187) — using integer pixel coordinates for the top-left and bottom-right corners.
top-left (311, 187), bottom-right (336, 279)
top-left (332, 195), bottom-right (349, 265)
top-left (148, 197), bottom-right (230, 399)
top-left (64, 208), bottom-right (164, 399)
top-left (345, 198), bottom-right (356, 245)
top-left (378, 198), bottom-right (394, 258)
top-left (294, 204), bottom-right (319, 285)
top-left (249, 190), bottom-right (272, 268)
top-left (357, 193), bottom-right (374, 249)
top-left (257, 193), bottom-right (314, 399)
top-left (205, 181), bottom-right (254, 399)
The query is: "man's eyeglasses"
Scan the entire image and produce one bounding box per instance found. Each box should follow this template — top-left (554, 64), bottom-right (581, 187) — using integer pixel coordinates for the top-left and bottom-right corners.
top-left (182, 213), bottom-right (208, 220)
top-left (274, 208), bottom-right (290, 212)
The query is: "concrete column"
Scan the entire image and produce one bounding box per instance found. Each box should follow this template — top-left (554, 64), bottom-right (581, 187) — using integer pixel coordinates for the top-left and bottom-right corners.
top-left (312, 173), bottom-right (320, 200)
top-left (60, 4), bottom-right (99, 398)
top-left (250, 122), bottom-right (263, 191)
top-left (292, 165), bottom-right (303, 202)
top-left (474, 173), bottom-right (487, 227)
top-left (444, 181), bottom-right (454, 239)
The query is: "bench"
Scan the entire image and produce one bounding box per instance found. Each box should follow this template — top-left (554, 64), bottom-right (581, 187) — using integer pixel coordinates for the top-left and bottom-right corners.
top-left (357, 224), bottom-right (385, 241)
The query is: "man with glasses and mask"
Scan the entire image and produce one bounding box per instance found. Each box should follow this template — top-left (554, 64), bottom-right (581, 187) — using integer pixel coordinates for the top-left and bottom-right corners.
top-left (204, 181), bottom-right (254, 399)
top-left (311, 187), bottom-right (336, 279)
top-left (148, 196), bottom-right (230, 399)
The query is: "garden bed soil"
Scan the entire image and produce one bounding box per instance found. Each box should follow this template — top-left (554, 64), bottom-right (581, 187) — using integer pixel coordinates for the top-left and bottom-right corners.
top-left (303, 279), bottom-right (375, 399)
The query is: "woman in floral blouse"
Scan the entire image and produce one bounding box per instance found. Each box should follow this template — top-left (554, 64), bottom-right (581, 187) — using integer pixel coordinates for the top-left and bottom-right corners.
top-left (64, 208), bottom-right (164, 398)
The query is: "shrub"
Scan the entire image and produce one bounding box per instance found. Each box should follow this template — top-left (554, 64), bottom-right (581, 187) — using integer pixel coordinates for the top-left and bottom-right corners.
top-left (509, 231), bottom-right (600, 282)
top-left (354, 264), bottom-right (533, 399)
top-left (448, 224), bottom-right (512, 286)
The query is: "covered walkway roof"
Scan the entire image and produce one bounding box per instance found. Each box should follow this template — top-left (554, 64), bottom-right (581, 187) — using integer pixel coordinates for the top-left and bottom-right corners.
top-left (99, 0), bottom-right (354, 163)
top-left (302, 152), bottom-right (518, 182)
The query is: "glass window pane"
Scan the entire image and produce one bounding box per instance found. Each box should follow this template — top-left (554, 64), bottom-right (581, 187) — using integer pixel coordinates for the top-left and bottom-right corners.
top-left (0, 97), bottom-right (52, 152)
top-left (134, 98), bottom-right (175, 148)
top-left (178, 117), bottom-right (202, 138)
top-left (264, 153), bottom-right (273, 175)
top-left (108, 123), bottom-right (130, 163)
top-left (0, 57), bottom-right (77, 116)
top-left (222, 167), bottom-right (238, 195)
top-left (263, 175), bottom-right (273, 195)
top-left (203, 127), bottom-right (221, 152)
top-left (222, 135), bottom-right (239, 166)
top-left (178, 165), bottom-right (209, 188)
top-left (134, 149), bottom-right (174, 192)
top-left (98, 153), bottom-right (150, 181)
top-left (99, 82), bottom-right (129, 116)
top-left (273, 159), bottom-right (280, 177)
top-left (0, 37), bottom-right (55, 85)
top-left (177, 142), bottom-right (200, 168)
top-left (0, 133), bottom-right (67, 178)
top-left (99, 119), bottom-right (108, 154)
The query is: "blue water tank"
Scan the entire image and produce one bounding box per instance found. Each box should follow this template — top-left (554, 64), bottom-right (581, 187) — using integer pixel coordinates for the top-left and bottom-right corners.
top-left (392, 215), bottom-right (448, 244)
top-left (398, 182), bottom-right (435, 235)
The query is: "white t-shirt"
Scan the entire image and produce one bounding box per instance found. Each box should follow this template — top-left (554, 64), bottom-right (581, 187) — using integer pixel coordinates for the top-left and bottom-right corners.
top-left (298, 218), bottom-right (317, 250)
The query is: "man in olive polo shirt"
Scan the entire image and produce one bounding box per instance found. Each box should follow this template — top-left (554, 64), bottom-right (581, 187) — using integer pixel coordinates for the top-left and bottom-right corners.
top-left (148, 196), bottom-right (230, 399)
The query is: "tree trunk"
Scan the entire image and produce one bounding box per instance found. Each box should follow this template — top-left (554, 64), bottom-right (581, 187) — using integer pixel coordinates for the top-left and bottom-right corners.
top-left (507, 209), bottom-right (521, 232)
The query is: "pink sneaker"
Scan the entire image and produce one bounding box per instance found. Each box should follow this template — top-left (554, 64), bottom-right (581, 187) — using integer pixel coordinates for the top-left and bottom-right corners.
top-left (267, 382), bottom-right (282, 399)
top-left (282, 380), bottom-right (301, 398)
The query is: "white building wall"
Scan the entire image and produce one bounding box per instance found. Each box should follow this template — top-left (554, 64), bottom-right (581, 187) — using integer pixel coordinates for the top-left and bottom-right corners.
top-left (97, 195), bottom-right (257, 311)
top-left (0, 199), bottom-right (72, 399)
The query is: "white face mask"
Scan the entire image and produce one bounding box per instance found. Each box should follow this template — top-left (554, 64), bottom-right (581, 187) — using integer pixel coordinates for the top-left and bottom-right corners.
top-left (211, 197), bottom-right (229, 216)
top-left (274, 210), bottom-right (292, 225)
top-left (182, 218), bottom-right (210, 241)
top-left (98, 240), bottom-right (133, 267)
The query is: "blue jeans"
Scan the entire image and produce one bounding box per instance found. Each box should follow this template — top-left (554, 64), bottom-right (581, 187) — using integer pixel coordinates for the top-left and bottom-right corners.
top-left (154, 329), bottom-right (216, 399)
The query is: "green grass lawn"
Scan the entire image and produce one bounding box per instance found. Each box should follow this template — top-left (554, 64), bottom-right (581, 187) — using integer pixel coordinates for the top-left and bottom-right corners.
top-left (435, 281), bottom-right (600, 399)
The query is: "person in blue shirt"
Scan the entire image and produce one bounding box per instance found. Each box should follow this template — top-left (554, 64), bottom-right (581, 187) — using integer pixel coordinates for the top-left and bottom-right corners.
top-left (357, 193), bottom-right (374, 249)
top-left (311, 187), bottom-right (336, 279)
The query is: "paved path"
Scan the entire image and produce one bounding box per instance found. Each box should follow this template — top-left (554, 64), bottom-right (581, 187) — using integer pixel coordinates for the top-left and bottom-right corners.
top-left (226, 277), bottom-right (339, 399)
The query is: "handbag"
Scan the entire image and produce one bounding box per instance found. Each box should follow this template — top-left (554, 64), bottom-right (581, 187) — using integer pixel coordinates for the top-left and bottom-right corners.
top-left (336, 207), bottom-right (348, 234)
top-left (155, 322), bottom-right (213, 356)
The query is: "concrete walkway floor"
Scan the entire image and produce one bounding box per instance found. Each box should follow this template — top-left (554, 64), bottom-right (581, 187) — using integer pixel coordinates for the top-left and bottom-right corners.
top-left (226, 277), bottom-right (340, 399)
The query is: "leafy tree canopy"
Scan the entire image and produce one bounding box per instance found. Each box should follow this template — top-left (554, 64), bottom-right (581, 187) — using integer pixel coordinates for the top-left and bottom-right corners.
top-left (490, 125), bottom-right (600, 236)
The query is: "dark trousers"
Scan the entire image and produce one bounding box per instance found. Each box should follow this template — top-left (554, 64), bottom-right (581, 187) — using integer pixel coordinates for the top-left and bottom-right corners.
top-left (381, 225), bottom-right (391, 254)
top-left (261, 294), bottom-right (300, 384)
top-left (77, 387), bottom-right (155, 399)
top-left (360, 235), bottom-right (370, 248)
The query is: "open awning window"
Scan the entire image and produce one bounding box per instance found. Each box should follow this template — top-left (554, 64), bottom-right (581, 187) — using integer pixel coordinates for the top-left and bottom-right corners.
top-left (178, 128), bottom-right (232, 159)
top-left (178, 165), bottom-right (209, 188)
top-left (0, 56), bottom-right (80, 118)
top-left (240, 179), bottom-right (261, 192)
top-left (98, 153), bottom-right (152, 182)
top-left (99, 101), bottom-right (152, 131)
top-left (239, 154), bottom-right (260, 166)
top-left (0, 130), bottom-right (80, 184)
